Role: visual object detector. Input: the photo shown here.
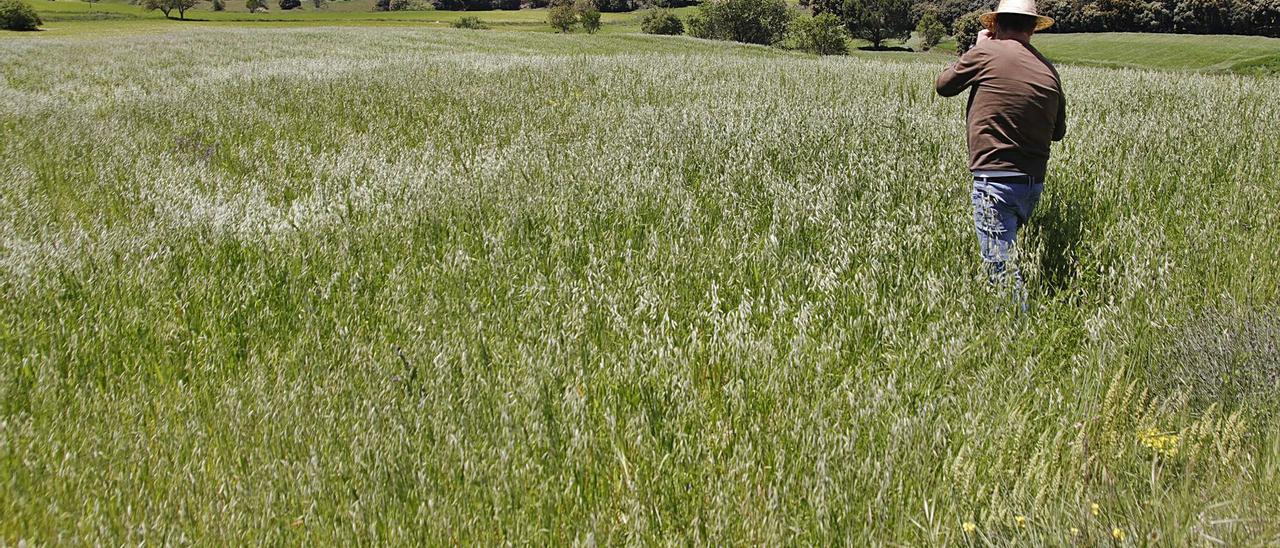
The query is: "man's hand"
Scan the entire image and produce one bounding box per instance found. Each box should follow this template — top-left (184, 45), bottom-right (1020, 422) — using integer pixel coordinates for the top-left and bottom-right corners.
top-left (976, 29), bottom-right (993, 45)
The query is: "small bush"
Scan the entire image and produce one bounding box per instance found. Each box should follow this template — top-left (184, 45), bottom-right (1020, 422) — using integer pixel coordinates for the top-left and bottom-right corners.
top-left (279, 0), bottom-right (300, 9)
top-left (782, 13), bottom-right (848, 55)
top-left (580, 8), bottom-right (601, 32)
top-left (687, 0), bottom-right (794, 45)
top-left (212, 0), bottom-right (225, 10)
top-left (548, 0), bottom-right (577, 31)
top-left (0, 0), bottom-right (41, 31)
top-left (453, 16), bottom-right (488, 28)
top-left (915, 11), bottom-right (946, 51)
top-left (952, 10), bottom-right (983, 53)
top-left (640, 8), bottom-right (684, 35)
top-left (246, 0), bottom-right (267, 11)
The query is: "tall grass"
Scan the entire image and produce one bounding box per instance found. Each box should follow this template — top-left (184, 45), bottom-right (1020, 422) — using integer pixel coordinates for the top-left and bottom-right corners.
top-left (1, 28), bottom-right (1278, 544)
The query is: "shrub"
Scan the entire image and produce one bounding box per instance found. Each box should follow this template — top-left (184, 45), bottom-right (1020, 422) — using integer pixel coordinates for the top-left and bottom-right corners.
top-left (836, 0), bottom-right (915, 48)
top-left (915, 11), bottom-right (945, 50)
top-left (580, 8), bottom-right (601, 32)
top-left (279, 0), bottom-right (300, 9)
top-left (687, 0), bottom-right (794, 45)
top-left (640, 8), bottom-right (684, 34)
top-left (375, 0), bottom-right (416, 10)
top-left (783, 13), bottom-right (849, 54)
top-left (548, 0), bottom-right (577, 31)
top-left (453, 15), bottom-right (489, 28)
top-left (576, 0), bottom-right (601, 33)
top-left (952, 9), bottom-right (982, 53)
top-left (593, 0), bottom-right (636, 11)
top-left (0, 0), bottom-right (41, 31)
top-left (246, 0), bottom-right (267, 10)
top-left (212, 0), bottom-right (225, 10)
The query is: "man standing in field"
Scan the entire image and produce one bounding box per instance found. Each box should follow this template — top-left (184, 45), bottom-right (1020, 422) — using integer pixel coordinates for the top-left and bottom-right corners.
top-left (935, 0), bottom-right (1065, 308)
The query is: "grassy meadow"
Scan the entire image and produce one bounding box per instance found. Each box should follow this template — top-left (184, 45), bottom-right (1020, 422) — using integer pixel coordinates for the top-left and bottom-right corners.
top-left (2, 22), bottom-right (1280, 545)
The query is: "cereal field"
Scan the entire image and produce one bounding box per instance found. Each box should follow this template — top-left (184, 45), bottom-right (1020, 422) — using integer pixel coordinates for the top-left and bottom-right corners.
top-left (1, 27), bottom-right (1279, 544)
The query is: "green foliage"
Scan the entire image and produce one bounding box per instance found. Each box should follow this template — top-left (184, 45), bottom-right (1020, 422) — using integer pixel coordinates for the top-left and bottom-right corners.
top-left (0, 0), bottom-right (42, 30)
top-left (279, 0), bottom-right (301, 9)
top-left (374, 0), bottom-right (417, 10)
top-left (246, 0), bottom-right (267, 11)
top-left (640, 7), bottom-right (684, 34)
top-left (952, 9), bottom-right (982, 52)
top-left (1038, 0), bottom-right (1280, 36)
top-left (915, 10), bottom-right (945, 50)
top-left (834, 0), bottom-right (915, 48)
top-left (686, 0), bottom-right (795, 45)
top-left (548, 0), bottom-right (577, 31)
top-left (211, 0), bottom-right (225, 11)
top-left (912, 0), bottom-right (990, 28)
top-left (783, 12), bottom-right (849, 54)
top-left (140, 0), bottom-right (201, 19)
top-left (580, 8), bottom-right (601, 32)
top-left (452, 15), bottom-right (488, 28)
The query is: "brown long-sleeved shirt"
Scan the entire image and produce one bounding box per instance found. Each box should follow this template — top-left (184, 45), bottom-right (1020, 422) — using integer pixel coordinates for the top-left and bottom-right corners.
top-left (936, 39), bottom-right (1066, 180)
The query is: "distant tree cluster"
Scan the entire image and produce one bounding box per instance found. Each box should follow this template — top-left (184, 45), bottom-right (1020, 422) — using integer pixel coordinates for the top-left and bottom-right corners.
top-left (916, 0), bottom-right (1280, 38)
top-left (1036, 0), bottom-right (1279, 37)
top-left (436, 0), bottom-right (693, 11)
top-left (688, 0), bottom-right (794, 44)
top-left (0, 0), bottom-right (42, 30)
top-left (547, 0), bottom-right (602, 32)
top-left (141, 0), bottom-right (202, 19)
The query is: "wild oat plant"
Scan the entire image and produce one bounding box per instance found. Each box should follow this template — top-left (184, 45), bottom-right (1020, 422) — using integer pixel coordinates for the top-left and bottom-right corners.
top-left (1, 28), bottom-right (1279, 545)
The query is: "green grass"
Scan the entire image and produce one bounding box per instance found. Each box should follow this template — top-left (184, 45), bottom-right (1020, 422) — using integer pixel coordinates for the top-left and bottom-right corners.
top-left (18, 0), bottom-right (700, 35)
top-left (14, 0), bottom-right (1280, 75)
top-left (1032, 32), bottom-right (1280, 73)
top-left (3, 26), bottom-right (1280, 544)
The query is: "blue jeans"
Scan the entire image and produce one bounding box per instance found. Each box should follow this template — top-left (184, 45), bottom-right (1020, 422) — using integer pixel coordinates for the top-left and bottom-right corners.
top-left (971, 176), bottom-right (1044, 304)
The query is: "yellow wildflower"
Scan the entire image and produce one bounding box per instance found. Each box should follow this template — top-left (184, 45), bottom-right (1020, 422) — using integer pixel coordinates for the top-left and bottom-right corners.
top-left (1015, 515), bottom-right (1027, 527)
top-left (1138, 427), bottom-right (1181, 458)
top-left (1112, 527), bottom-right (1125, 541)
top-left (1070, 527), bottom-right (1080, 536)
top-left (962, 521), bottom-right (977, 534)
top-left (1091, 502), bottom-right (1100, 516)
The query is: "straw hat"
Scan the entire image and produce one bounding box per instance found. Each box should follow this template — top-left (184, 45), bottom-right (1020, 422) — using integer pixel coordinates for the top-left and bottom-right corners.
top-left (980, 0), bottom-right (1055, 32)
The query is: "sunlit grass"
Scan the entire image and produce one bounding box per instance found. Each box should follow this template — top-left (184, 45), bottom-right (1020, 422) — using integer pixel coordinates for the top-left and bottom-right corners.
top-left (1, 26), bottom-right (1278, 544)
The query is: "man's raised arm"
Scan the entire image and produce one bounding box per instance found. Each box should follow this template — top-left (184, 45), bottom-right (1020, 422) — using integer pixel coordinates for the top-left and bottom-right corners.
top-left (936, 48), bottom-right (986, 98)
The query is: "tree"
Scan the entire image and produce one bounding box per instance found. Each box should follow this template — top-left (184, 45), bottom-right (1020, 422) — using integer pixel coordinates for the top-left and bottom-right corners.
top-left (1233, 0), bottom-right (1280, 36)
top-left (783, 12), bottom-right (849, 54)
top-left (837, 0), bottom-right (914, 48)
top-left (952, 9), bottom-right (982, 52)
top-left (580, 7), bottom-right (602, 32)
top-left (548, 0), bottom-right (578, 31)
top-left (915, 10), bottom-right (945, 50)
top-left (639, 7), bottom-right (684, 34)
top-left (686, 0), bottom-right (794, 44)
top-left (0, 0), bottom-right (42, 30)
top-left (142, 0), bottom-right (202, 19)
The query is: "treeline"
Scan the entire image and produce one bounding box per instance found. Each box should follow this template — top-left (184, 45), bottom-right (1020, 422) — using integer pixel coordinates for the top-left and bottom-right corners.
top-left (915, 0), bottom-right (1280, 37)
top-left (422, 0), bottom-right (694, 12)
